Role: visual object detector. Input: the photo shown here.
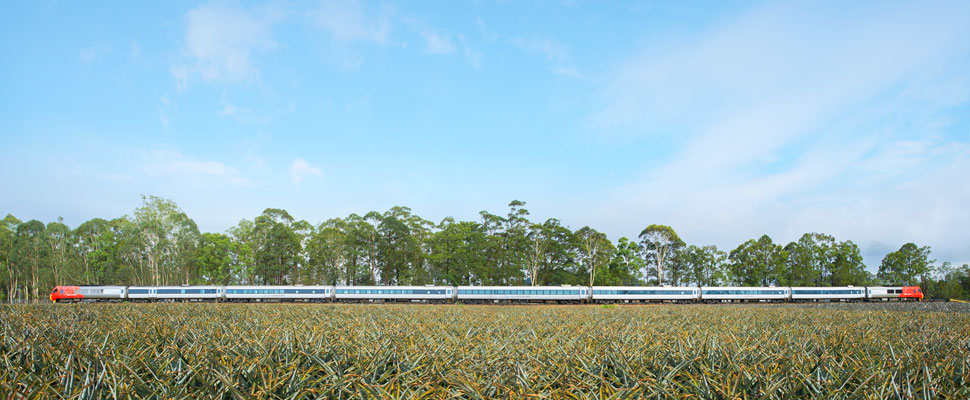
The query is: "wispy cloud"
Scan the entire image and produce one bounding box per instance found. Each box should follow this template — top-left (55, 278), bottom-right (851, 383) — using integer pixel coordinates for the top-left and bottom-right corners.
top-left (460, 35), bottom-right (483, 69)
top-left (219, 103), bottom-right (276, 125)
top-left (391, 15), bottom-right (486, 68)
top-left (476, 18), bottom-right (499, 43)
top-left (290, 158), bottom-right (323, 183)
top-left (311, 0), bottom-right (392, 44)
top-left (512, 35), bottom-right (578, 77)
top-left (512, 36), bottom-right (566, 63)
top-left (158, 96), bottom-right (174, 129)
top-left (146, 148), bottom-right (255, 187)
top-left (400, 16), bottom-right (455, 56)
top-left (172, 3), bottom-right (280, 89)
top-left (552, 65), bottom-right (579, 78)
top-left (421, 28), bottom-right (455, 55)
top-left (79, 43), bottom-right (112, 62)
top-left (582, 1), bottom-right (970, 267)
top-left (129, 42), bottom-right (140, 60)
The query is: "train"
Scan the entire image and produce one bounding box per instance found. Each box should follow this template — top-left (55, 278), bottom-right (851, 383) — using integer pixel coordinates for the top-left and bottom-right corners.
top-left (50, 284), bottom-right (924, 303)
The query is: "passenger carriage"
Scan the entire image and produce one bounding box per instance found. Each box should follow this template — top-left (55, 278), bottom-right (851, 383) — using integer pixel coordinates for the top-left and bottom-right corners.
top-left (223, 285), bottom-right (333, 302)
top-left (455, 286), bottom-right (587, 304)
top-left (790, 286), bottom-right (865, 302)
top-left (591, 286), bottom-right (699, 303)
top-left (333, 285), bottom-right (453, 303)
top-left (127, 286), bottom-right (222, 302)
top-left (700, 286), bottom-right (790, 302)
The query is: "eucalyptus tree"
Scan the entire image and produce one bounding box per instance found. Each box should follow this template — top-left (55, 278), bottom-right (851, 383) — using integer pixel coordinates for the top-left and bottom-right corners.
top-left (73, 218), bottom-right (112, 285)
top-left (290, 219), bottom-right (315, 284)
top-left (363, 212), bottom-right (384, 284)
top-left (537, 219), bottom-right (578, 285)
top-left (477, 210), bottom-right (506, 284)
top-left (1, 214), bottom-right (22, 303)
top-left (253, 208), bottom-right (301, 285)
top-left (228, 218), bottom-right (259, 284)
top-left (131, 195), bottom-right (200, 285)
top-left (828, 240), bottom-right (868, 286)
top-left (378, 207), bottom-right (417, 285)
top-left (429, 217), bottom-right (484, 285)
top-left (502, 200), bottom-right (530, 285)
top-left (639, 225), bottom-right (683, 286)
top-left (878, 243), bottom-right (934, 285)
top-left (14, 220), bottom-right (45, 303)
top-left (679, 245), bottom-right (727, 286)
top-left (525, 220), bottom-right (553, 286)
top-left (928, 262), bottom-right (970, 300)
top-left (389, 206), bottom-right (434, 285)
top-left (728, 235), bottom-right (786, 286)
top-left (195, 232), bottom-right (248, 285)
top-left (108, 217), bottom-right (141, 285)
top-left (308, 218), bottom-right (349, 285)
top-left (784, 233), bottom-right (837, 286)
top-left (599, 237), bottom-right (644, 285)
top-left (574, 226), bottom-right (614, 286)
top-left (41, 219), bottom-right (72, 287)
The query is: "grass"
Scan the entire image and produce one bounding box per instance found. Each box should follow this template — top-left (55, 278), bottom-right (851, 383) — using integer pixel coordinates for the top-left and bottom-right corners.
top-left (2, 302), bottom-right (969, 399)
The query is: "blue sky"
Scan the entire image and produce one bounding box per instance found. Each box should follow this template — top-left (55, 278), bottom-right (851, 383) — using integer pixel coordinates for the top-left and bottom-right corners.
top-left (1, 0), bottom-right (968, 269)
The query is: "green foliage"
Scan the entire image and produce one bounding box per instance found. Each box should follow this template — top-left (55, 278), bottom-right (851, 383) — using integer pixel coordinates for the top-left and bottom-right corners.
top-left (728, 235), bottom-right (786, 286)
top-left (827, 240), bottom-right (870, 286)
top-left (598, 237), bottom-right (645, 285)
top-left (878, 243), bottom-right (934, 286)
top-left (574, 226), bottom-right (614, 286)
top-left (195, 233), bottom-right (253, 285)
top-left (428, 217), bottom-right (486, 286)
top-left (1, 196), bottom-right (967, 303)
top-left (639, 224), bottom-right (683, 285)
top-left (782, 233), bottom-right (870, 287)
top-left (131, 195), bottom-right (201, 285)
top-left (677, 244), bottom-right (728, 286)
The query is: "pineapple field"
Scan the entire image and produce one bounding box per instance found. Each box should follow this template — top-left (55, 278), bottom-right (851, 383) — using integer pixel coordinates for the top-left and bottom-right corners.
top-left (2, 303), bottom-right (969, 399)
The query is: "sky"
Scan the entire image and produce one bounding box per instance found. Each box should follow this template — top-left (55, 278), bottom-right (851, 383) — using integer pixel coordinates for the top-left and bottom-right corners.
top-left (1, 0), bottom-right (968, 270)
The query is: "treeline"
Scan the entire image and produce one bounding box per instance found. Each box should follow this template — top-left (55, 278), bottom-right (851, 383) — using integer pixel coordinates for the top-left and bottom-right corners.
top-left (2, 196), bottom-right (969, 303)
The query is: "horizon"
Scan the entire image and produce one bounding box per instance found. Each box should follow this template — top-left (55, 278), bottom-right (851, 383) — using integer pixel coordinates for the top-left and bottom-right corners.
top-left (2, 0), bottom-right (968, 271)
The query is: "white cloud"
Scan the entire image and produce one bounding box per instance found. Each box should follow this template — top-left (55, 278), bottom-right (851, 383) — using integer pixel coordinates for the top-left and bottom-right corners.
top-left (512, 36), bottom-right (566, 63)
top-left (219, 103), bottom-right (274, 124)
top-left (129, 42), bottom-right (141, 61)
top-left (146, 148), bottom-right (255, 187)
top-left (173, 3), bottom-right (278, 88)
top-left (477, 18), bottom-right (499, 43)
top-left (582, 1), bottom-right (970, 268)
top-left (312, 0), bottom-right (392, 44)
top-left (290, 158), bottom-right (323, 183)
top-left (552, 65), bottom-right (579, 77)
top-left (512, 35), bottom-right (578, 77)
top-left (422, 29), bottom-right (455, 55)
top-left (158, 96), bottom-right (174, 128)
top-left (461, 36), bottom-right (483, 69)
top-left (79, 43), bottom-right (111, 62)
top-left (399, 16), bottom-right (485, 65)
top-left (309, 2), bottom-right (482, 68)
